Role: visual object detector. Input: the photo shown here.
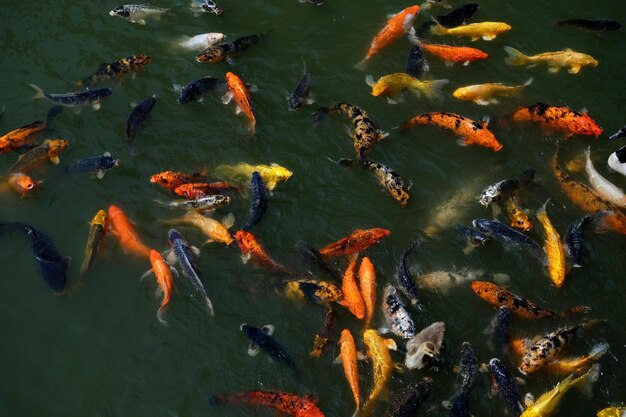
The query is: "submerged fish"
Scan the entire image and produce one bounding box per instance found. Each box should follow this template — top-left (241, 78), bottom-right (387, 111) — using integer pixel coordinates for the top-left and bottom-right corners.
top-left (161, 211), bottom-right (234, 245)
top-left (337, 329), bottom-right (360, 415)
top-left (80, 210), bottom-right (108, 275)
top-left (284, 279), bottom-right (342, 304)
top-left (367, 73), bottom-right (449, 103)
top-left (362, 329), bottom-right (397, 415)
top-left (405, 44), bottom-right (429, 78)
top-left (65, 152), bottom-right (120, 179)
top-left (190, 0), bottom-right (222, 16)
top-left (196, 33), bottom-right (267, 64)
top-left (387, 377), bottom-right (433, 417)
top-left (401, 112), bottom-right (503, 151)
top-left (556, 19), bottom-right (621, 32)
top-left (288, 61), bottom-right (313, 111)
top-left (455, 225), bottom-right (490, 248)
top-left (30, 84), bottom-right (112, 111)
top-left (431, 20), bottom-right (511, 41)
top-left (319, 228), bottom-right (391, 259)
top-left (419, 268), bottom-right (510, 293)
top-left (175, 76), bottom-right (225, 104)
top-left (453, 78), bottom-right (533, 105)
top-left (214, 163), bottom-right (292, 191)
top-left (359, 158), bottom-right (413, 206)
top-left (242, 171), bottom-right (268, 231)
top-left (240, 324), bottom-right (298, 374)
top-left (109, 4), bottom-right (170, 25)
top-left (512, 102), bottom-right (602, 137)
top-left (173, 33), bottom-right (225, 51)
top-left (396, 238), bottom-right (421, 305)
top-left (504, 47), bottom-right (598, 74)
top-left (609, 125), bottom-right (626, 141)
top-left (295, 240), bottom-right (341, 281)
top-left (489, 358), bottom-right (525, 415)
top-left (310, 308), bottom-right (336, 358)
top-left (223, 71), bottom-right (256, 134)
top-left (565, 213), bottom-right (604, 267)
top-left (155, 195), bottom-right (230, 212)
top-left (405, 322), bottom-right (445, 370)
top-left (127, 95), bottom-right (156, 155)
top-left (209, 390), bottom-right (324, 417)
top-left (382, 285), bottom-right (416, 339)
top-left (108, 205), bottom-right (151, 259)
top-left (338, 254), bottom-right (365, 320)
top-left (79, 55), bottom-right (151, 87)
top-left (443, 341), bottom-right (479, 417)
top-left (585, 147), bottom-right (626, 207)
top-left (487, 307), bottom-right (512, 359)
top-left (473, 218), bottom-right (547, 265)
top-left (8, 139), bottom-right (69, 173)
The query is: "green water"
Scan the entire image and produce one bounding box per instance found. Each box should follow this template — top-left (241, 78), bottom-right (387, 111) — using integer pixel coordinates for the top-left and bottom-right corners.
top-left (1, 0), bottom-right (625, 416)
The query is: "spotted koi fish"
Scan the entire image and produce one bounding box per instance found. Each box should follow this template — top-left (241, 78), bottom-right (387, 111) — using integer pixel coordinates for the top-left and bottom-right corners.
top-left (512, 102), bottom-right (602, 138)
top-left (284, 279), bottom-right (342, 304)
top-left (319, 228), bottom-right (391, 259)
top-left (401, 112), bottom-right (503, 151)
top-left (78, 55), bottom-right (151, 87)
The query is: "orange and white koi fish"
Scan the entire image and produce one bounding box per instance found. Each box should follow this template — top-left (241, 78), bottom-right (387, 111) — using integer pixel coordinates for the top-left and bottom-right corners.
top-left (319, 228), bottom-right (391, 259)
top-left (150, 170), bottom-right (206, 191)
top-left (513, 102), bottom-right (602, 138)
top-left (6, 172), bottom-right (40, 196)
top-left (358, 256), bottom-right (377, 327)
top-left (235, 230), bottom-right (293, 274)
top-left (223, 71), bottom-right (256, 134)
top-left (339, 254), bottom-right (365, 320)
top-left (108, 205), bottom-right (151, 259)
top-left (143, 250), bottom-right (175, 325)
top-left (401, 112), bottom-right (503, 151)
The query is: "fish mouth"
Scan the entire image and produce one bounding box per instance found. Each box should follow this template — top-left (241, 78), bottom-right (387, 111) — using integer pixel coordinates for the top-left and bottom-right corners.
top-left (109, 10), bottom-right (117, 16)
top-left (239, 323), bottom-right (248, 331)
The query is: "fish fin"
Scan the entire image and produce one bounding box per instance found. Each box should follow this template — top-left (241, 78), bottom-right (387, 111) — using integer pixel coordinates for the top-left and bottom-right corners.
top-left (377, 129), bottom-right (389, 140)
top-left (524, 393), bottom-right (535, 407)
top-left (137, 19), bottom-right (147, 25)
top-left (248, 343), bottom-right (260, 356)
top-left (156, 306), bottom-right (169, 326)
top-left (221, 91), bottom-right (234, 105)
top-left (92, 102), bottom-right (101, 111)
top-left (470, 36), bottom-right (480, 41)
top-left (354, 59), bottom-right (368, 71)
top-left (523, 77), bottom-right (534, 87)
top-left (429, 18), bottom-right (448, 36)
top-left (548, 66), bottom-right (561, 73)
top-left (474, 99), bottom-right (490, 106)
top-left (204, 296), bottom-right (215, 317)
top-left (384, 338), bottom-right (398, 351)
top-left (191, 246), bottom-right (201, 256)
top-left (377, 326), bottom-right (391, 334)
top-left (164, 250), bottom-right (178, 265)
top-left (386, 96), bottom-right (399, 105)
top-left (169, 266), bottom-right (179, 278)
top-left (333, 355), bottom-right (342, 365)
top-left (226, 57), bottom-right (237, 65)
top-left (421, 79), bottom-right (449, 101)
top-left (568, 66), bottom-right (581, 74)
top-left (262, 324), bottom-right (275, 335)
top-left (406, 25), bottom-right (416, 39)
top-left (29, 83), bottom-right (46, 100)
top-left (202, 238), bottom-right (215, 246)
top-left (96, 170), bottom-right (105, 179)
top-left (154, 287), bottom-right (163, 297)
top-left (235, 105), bottom-right (242, 114)
top-left (246, 83), bottom-right (259, 93)
top-left (456, 137), bottom-right (469, 147)
top-left (589, 343), bottom-right (609, 359)
top-left (357, 351), bottom-right (367, 361)
top-left (482, 34), bottom-right (496, 41)
top-left (305, 97), bottom-right (316, 105)
top-left (503, 46), bottom-right (528, 66)
top-left (221, 213), bottom-right (235, 229)
top-left (579, 364), bottom-right (601, 397)
top-left (489, 98), bottom-right (499, 104)
top-left (241, 252), bottom-right (251, 264)
top-left (444, 60), bottom-right (455, 67)
top-left (365, 75), bottom-right (375, 87)
top-left (50, 156), bottom-right (60, 164)
top-left (73, 107), bottom-right (82, 115)
top-left (140, 269), bottom-right (153, 281)
top-left (441, 400), bottom-right (452, 410)
top-left (172, 83), bottom-right (183, 93)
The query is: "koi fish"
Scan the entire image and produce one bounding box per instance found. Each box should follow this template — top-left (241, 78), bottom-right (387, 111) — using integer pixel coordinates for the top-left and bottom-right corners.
top-left (417, 42), bottom-right (488, 65)
top-left (109, 4), bottom-right (170, 25)
top-left (362, 329), bottom-right (397, 415)
top-left (240, 324), bottom-right (299, 375)
top-left (319, 228), bottom-right (391, 259)
top-left (0, 121), bottom-right (46, 154)
top-left (473, 218), bottom-right (547, 265)
top-left (7, 172), bottom-right (40, 196)
top-left (337, 329), bottom-right (360, 415)
top-left (214, 163), bottom-right (293, 191)
top-left (30, 84), bottom-right (112, 111)
top-left (489, 358), bottom-right (525, 415)
top-left (359, 158), bottom-right (412, 206)
top-left (420, 3), bottom-right (479, 33)
top-left (504, 46), bottom-right (598, 74)
top-left (419, 268), bottom-right (510, 293)
top-left (506, 196), bottom-right (532, 231)
top-left (486, 306), bottom-right (512, 359)
top-left (597, 406), bottom-right (626, 417)
top-left (609, 125), bottom-right (626, 141)
top-left (78, 55), bottom-right (151, 87)
top-left (175, 76), bottom-right (226, 104)
top-left (381, 285), bottom-right (415, 339)
top-left (401, 112), bottom-right (503, 151)
top-left (166, 229), bottom-right (213, 316)
top-left (608, 145), bottom-right (626, 177)
top-left (150, 171), bottom-right (206, 191)
top-left (512, 103), bottom-right (602, 137)
top-left (358, 256), bottom-right (377, 327)
top-left (80, 210), bottom-right (108, 275)
top-left (556, 19), bottom-right (621, 31)
top-left (405, 322), bottom-right (445, 370)
top-left (284, 279), bottom-right (342, 304)
top-left (405, 44), bottom-right (429, 78)
top-left (127, 95), bottom-right (156, 155)
top-left (288, 61), bottom-right (313, 111)
top-left (234, 230), bottom-right (292, 273)
top-left (455, 225), bottom-right (490, 251)
top-left (357, 5), bottom-right (421, 66)
top-left (65, 152), bottom-right (120, 179)
top-left (173, 182), bottom-right (237, 199)
top-left (520, 364), bottom-right (600, 417)
top-left (295, 240), bottom-right (341, 281)
top-left (471, 281), bottom-right (589, 319)
top-left (396, 238), bottom-right (421, 305)
top-left (453, 78), bottom-right (533, 105)
top-left (161, 212), bottom-right (234, 246)
top-left (155, 195), bottom-right (230, 212)
top-left (585, 147), bottom-right (626, 207)
top-left (209, 390), bottom-right (325, 417)
top-left (108, 205), bottom-right (151, 259)
top-left (542, 343), bottom-right (608, 375)
top-left (8, 139), bottom-right (69, 173)
top-left (536, 201), bottom-right (567, 287)
top-left (190, 0), bottom-right (222, 16)
top-left (387, 377), bottom-right (433, 417)
top-left (223, 71), bottom-right (256, 134)
top-left (479, 175), bottom-right (524, 207)
top-left (431, 20), bottom-right (511, 41)
top-left (366, 73), bottom-right (449, 103)
top-left (242, 172), bottom-right (268, 231)
top-left (142, 250), bottom-right (175, 325)
top-left (172, 33), bottom-right (225, 51)
top-left (0, 222), bottom-right (68, 294)
top-left (311, 103), bottom-right (388, 160)
top-left (310, 308), bottom-right (336, 358)
top-left (443, 342), bottom-right (479, 416)
top-left (565, 212), bottom-right (607, 267)
top-left (339, 254), bottom-right (365, 320)
top-left (196, 33), bottom-right (267, 64)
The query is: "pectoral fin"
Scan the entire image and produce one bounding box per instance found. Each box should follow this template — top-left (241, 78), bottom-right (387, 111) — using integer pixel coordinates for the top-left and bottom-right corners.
top-left (221, 91), bottom-right (234, 105)
top-left (482, 35), bottom-right (496, 41)
top-left (262, 324), bottom-right (275, 335)
top-left (50, 156), bottom-right (60, 164)
top-left (568, 66), bottom-right (581, 74)
top-left (470, 36), bottom-right (480, 41)
top-left (548, 66), bottom-right (561, 74)
top-left (248, 343), bottom-right (260, 356)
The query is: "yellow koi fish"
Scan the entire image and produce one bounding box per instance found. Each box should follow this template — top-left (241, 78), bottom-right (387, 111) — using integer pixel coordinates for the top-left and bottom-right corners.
top-left (504, 46), bottom-right (598, 74)
top-left (431, 20), bottom-right (511, 41)
top-left (366, 73), bottom-right (449, 103)
top-left (598, 406), bottom-right (626, 417)
top-left (160, 212), bottom-right (234, 245)
top-left (536, 201), bottom-right (566, 288)
top-left (362, 329), bottom-right (397, 416)
top-left (213, 163), bottom-right (293, 191)
top-left (452, 78), bottom-right (533, 105)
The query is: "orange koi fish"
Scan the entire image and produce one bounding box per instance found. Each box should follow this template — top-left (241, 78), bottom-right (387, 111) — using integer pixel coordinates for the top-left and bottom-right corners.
top-left (512, 102), bottom-right (602, 138)
top-left (339, 254), bottom-right (365, 320)
top-left (108, 205), bottom-right (151, 259)
top-left (401, 112), bottom-right (503, 151)
top-left (144, 250), bottom-right (174, 325)
top-left (319, 228), bottom-right (391, 259)
top-left (358, 5), bottom-right (421, 66)
top-left (235, 230), bottom-right (293, 274)
top-left (209, 390), bottom-right (325, 417)
top-left (0, 120), bottom-right (46, 154)
top-left (419, 42), bottom-right (488, 65)
top-left (173, 182), bottom-right (237, 199)
top-left (224, 71), bottom-right (256, 134)
top-left (150, 170), bottom-right (206, 191)
top-left (338, 329), bottom-right (360, 415)
top-left (7, 172), bottom-right (40, 196)
top-left (471, 281), bottom-right (589, 319)
top-left (358, 256), bottom-right (377, 327)
top-left (552, 149), bottom-right (626, 235)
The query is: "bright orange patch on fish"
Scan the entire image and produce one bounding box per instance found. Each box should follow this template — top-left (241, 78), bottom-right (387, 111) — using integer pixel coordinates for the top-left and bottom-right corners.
top-left (150, 171), bottom-right (205, 191)
top-left (108, 205), bottom-right (151, 259)
top-left (173, 182), bottom-right (237, 199)
top-left (7, 172), bottom-right (38, 195)
top-left (235, 230), bottom-right (292, 274)
top-left (338, 329), bottom-right (360, 414)
top-left (358, 256), bottom-right (377, 327)
top-left (362, 6), bottom-right (421, 62)
top-left (512, 102), bottom-right (602, 138)
top-left (401, 112), bottom-right (503, 151)
top-left (149, 249), bottom-right (174, 325)
top-left (0, 120), bottom-right (46, 154)
top-left (211, 390), bottom-right (325, 417)
top-left (420, 43), bottom-right (488, 63)
top-left (225, 71), bottom-right (256, 134)
top-left (339, 254), bottom-right (365, 320)
top-left (319, 228), bottom-right (391, 259)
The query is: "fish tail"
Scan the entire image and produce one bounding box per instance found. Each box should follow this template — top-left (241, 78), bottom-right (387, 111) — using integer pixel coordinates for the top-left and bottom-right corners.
top-left (589, 342), bottom-right (609, 360)
top-left (537, 198), bottom-right (550, 217)
top-left (561, 305), bottom-right (591, 317)
top-left (522, 77), bottom-right (534, 87)
top-left (207, 394), bottom-right (226, 406)
top-left (419, 79), bottom-right (449, 100)
top-left (156, 305), bottom-right (169, 326)
top-left (429, 19), bottom-right (448, 36)
top-left (204, 296), bottom-right (215, 317)
top-left (311, 107), bottom-right (330, 124)
top-left (503, 46), bottom-right (528, 66)
top-left (354, 59), bottom-right (368, 71)
top-left (578, 363), bottom-right (601, 397)
top-left (29, 83), bottom-right (45, 100)
top-left (79, 259), bottom-right (89, 275)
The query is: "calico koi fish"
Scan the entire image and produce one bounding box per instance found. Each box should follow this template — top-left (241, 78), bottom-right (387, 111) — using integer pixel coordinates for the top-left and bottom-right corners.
top-left (337, 329), bottom-right (360, 415)
top-left (109, 4), bottom-right (170, 25)
top-left (8, 139), bottom-right (69, 173)
top-left (78, 55), bottom-right (151, 87)
top-left (471, 281), bottom-right (589, 319)
top-left (173, 182), bottom-right (238, 199)
top-left (542, 343), bottom-right (609, 375)
top-left (401, 112), bottom-right (503, 151)
top-left (214, 163), bottom-right (292, 191)
top-left (536, 201), bottom-right (567, 287)
top-left (80, 210), bottom-right (108, 275)
top-left (453, 78), bottom-right (533, 106)
top-left (108, 205), bottom-right (151, 259)
top-left (366, 73), bottom-right (449, 103)
top-left (150, 171), bottom-right (206, 191)
top-left (339, 254), bottom-right (365, 320)
top-left (506, 196), bottom-right (532, 231)
top-left (223, 71), bottom-right (256, 134)
top-left (161, 212), bottom-right (234, 245)
top-left (311, 103), bottom-right (388, 160)
top-left (209, 390), bottom-right (325, 417)
top-left (362, 329), bottom-right (397, 415)
top-left (357, 5), bottom-right (421, 66)
top-left (504, 46), bottom-right (598, 74)
top-left (235, 230), bottom-right (292, 273)
top-left (284, 279), bottom-right (342, 304)
top-left (431, 20), bottom-right (511, 41)
top-left (418, 42), bottom-right (488, 65)
top-left (512, 102), bottom-right (602, 137)
top-left (358, 256), bottom-right (377, 327)
top-left (319, 228), bottom-right (391, 259)
top-left (155, 195), bottom-right (231, 212)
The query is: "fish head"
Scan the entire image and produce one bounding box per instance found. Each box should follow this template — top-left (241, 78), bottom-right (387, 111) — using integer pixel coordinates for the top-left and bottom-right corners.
top-left (206, 33), bottom-right (225, 43)
top-left (404, 5), bottom-right (421, 17)
top-left (134, 55), bottom-right (152, 66)
top-left (167, 228), bottom-right (185, 245)
top-left (470, 280), bottom-right (499, 301)
top-left (234, 230), bottom-right (252, 250)
top-left (510, 209), bottom-right (532, 231)
top-left (479, 184), bottom-right (500, 206)
top-left (48, 139), bottom-right (69, 155)
top-left (452, 87), bottom-right (471, 100)
top-left (270, 165), bottom-right (293, 181)
top-left (371, 228), bottom-right (391, 240)
top-left (9, 173), bottom-right (37, 193)
top-left (371, 81), bottom-right (389, 97)
top-left (110, 6), bottom-right (130, 17)
top-left (92, 210), bottom-right (108, 226)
